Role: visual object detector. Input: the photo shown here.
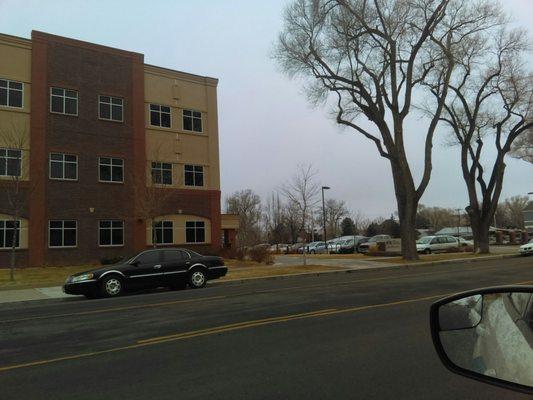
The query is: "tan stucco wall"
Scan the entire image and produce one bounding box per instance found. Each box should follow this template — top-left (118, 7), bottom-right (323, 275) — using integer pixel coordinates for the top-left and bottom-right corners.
top-left (0, 34), bottom-right (32, 182)
top-left (144, 65), bottom-right (220, 190)
top-left (146, 214), bottom-right (212, 245)
top-left (0, 213), bottom-right (29, 249)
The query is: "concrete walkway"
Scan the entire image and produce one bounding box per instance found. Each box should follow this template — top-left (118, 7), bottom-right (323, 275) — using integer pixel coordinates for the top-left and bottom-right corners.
top-left (0, 286), bottom-right (79, 304)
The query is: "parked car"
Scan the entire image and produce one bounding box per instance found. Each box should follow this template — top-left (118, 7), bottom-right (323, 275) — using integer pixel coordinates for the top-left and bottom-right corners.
top-left (269, 243), bottom-right (291, 253)
top-left (63, 248), bottom-right (227, 299)
top-left (458, 237), bottom-right (474, 247)
top-left (309, 241), bottom-right (327, 254)
top-left (358, 235), bottom-right (391, 253)
top-left (327, 238), bottom-right (347, 253)
top-left (519, 238), bottom-right (533, 256)
top-left (291, 242), bottom-right (306, 254)
top-left (416, 235), bottom-right (459, 254)
top-left (338, 236), bottom-right (369, 254)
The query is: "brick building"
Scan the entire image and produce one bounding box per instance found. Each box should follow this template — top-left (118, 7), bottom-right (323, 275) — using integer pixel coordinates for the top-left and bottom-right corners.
top-left (0, 31), bottom-right (237, 267)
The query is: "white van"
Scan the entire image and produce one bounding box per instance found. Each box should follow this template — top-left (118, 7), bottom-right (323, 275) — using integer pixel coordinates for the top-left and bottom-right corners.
top-left (416, 235), bottom-right (459, 254)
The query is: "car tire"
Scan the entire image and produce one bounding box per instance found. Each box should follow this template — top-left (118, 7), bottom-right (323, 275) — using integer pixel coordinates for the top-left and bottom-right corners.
top-left (100, 275), bottom-right (123, 297)
top-left (310, 250), bottom-right (316, 254)
top-left (424, 248), bottom-right (431, 254)
top-left (188, 268), bottom-right (207, 289)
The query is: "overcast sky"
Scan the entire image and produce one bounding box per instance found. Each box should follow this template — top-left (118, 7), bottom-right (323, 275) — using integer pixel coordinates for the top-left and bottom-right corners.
top-left (1, 0), bottom-right (531, 219)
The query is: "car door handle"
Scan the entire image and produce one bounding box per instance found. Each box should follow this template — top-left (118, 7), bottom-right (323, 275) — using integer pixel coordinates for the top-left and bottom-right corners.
top-left (154, 264), bottom-right (162, 269)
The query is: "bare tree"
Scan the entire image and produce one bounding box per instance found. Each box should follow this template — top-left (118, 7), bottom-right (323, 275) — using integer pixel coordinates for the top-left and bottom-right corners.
top-left (495, 195), bottom-right (529, 229)
top-left (510, 127), bottom-right (533, 163)
top-left (134, 147), bottom-right (176, 248)
top-left (430, 25), bottom-right (532, 253)
top-left (264, 192), bottom-right (290, 244)
top-left (317, 198), bottom-right (349, 238)
top-left (417, 204), bottom-right (459, 232)
top-left (225, 189), bottom-right (263, 247)
top-left (279, 164), bottom-right (320, 233)
top-left (274, 0), bottom-right (500, 259)
top-left (0, 122), bottom-right (33, 280)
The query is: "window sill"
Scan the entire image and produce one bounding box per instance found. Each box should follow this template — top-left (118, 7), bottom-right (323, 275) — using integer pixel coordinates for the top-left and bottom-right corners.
top-left (99, 244), bottom-right (125, 248)
top-left (49, 178), bottom-right (79, 182)
top-left (98, 180), bottom-right (125, 185)
top-left (48, 246), bottom-right (78, 249)
top-left (50, 111), bottom-right (78, 117)
top-left (99, 117), bottom-right (124, 124)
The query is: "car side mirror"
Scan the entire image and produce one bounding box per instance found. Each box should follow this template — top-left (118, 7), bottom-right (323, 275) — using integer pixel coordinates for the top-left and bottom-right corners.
top-left (430, 286), bottom-right (533, 394)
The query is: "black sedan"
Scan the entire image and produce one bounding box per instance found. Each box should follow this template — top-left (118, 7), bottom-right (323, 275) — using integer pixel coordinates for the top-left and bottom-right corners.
top-left (63, 248), bottom-right (227, 298)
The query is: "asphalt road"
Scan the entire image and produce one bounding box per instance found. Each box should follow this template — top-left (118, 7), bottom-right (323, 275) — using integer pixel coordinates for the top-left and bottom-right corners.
top-left (0, 257), bottom-right (532, 399)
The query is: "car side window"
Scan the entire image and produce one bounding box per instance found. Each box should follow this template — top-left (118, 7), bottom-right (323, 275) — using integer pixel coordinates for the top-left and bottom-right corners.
top-left (179, 250), bottom-right (190, 259)
top-left (430, 238), bottom-right (438, 244)
top-left (448, 237), bottom-right (457, 243)
top-left (136, 251), bottom-right (160, 264)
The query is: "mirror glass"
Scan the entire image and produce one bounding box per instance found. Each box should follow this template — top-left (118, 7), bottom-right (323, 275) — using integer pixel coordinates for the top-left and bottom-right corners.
top-left (438, 291), bottom-right (533, 388)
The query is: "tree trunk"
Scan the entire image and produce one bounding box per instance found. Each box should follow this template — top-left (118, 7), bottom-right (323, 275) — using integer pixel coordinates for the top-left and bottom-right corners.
top-left (391, 160), bottom-right (419, 260)
top-left (468, 211), bottom-right (491, 254)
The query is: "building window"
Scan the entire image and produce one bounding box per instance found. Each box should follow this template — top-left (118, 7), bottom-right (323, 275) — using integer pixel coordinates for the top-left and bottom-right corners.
top-left (0, 148), bottom-right (22, 177)
top-left (0, 220), bottom-right (20, 249)
top-left (50, 87), bottom-right (78, 115)
top-left (186, 221), bottom-right (205, 243)
top-left (0, 79), bottom-right (23, 108)
top-left (49, 153), bottom-right (77, 180)
top-left (99, 157), bottom-right (124, 183)
top-left (153, 221), bottom-right (173, 244)
top-left (99, 220), bottom-right (124, 247)
top-left (151, 162), bottom-right (172, 185)
top-left (184, 165), bottom-right (204, 187)
top-left (99, 95), bottom-right (123, 122)
top-left (183, 109), bottom-right (202, 132)
top-left (150, 104), bottom-right (171, 128)
top-left (49, 220), bottom-right (77, 248)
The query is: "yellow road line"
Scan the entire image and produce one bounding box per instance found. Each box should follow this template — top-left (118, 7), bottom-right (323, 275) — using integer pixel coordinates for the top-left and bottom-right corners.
top-left (138, 308), bottom-right (338, 344)
top-left (2, 280), bottom-right (532, 373)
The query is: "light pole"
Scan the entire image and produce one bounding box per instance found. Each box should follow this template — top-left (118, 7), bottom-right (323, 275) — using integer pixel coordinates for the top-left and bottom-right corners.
top-left (322, 186), bottom-right (330, 252)
top-left (455, 208), bottom-right (461, 237)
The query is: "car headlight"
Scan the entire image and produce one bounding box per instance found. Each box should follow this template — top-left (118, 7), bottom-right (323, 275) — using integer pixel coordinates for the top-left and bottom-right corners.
top-left (71, 273), bottom-right (95, 283)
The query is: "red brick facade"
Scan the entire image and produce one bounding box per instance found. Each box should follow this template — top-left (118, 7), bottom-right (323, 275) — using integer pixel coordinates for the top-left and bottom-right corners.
top-left (1, 31), bottom-right (222, 267)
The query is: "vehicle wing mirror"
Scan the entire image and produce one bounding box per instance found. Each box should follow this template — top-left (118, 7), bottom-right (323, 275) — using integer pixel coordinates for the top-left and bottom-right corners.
top-left (430, 286), bottom-right (533, 394)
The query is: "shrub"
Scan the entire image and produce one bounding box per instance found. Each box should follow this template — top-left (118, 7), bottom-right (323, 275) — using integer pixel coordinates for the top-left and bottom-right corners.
top-left (248, 246), bottom-right (274, 264)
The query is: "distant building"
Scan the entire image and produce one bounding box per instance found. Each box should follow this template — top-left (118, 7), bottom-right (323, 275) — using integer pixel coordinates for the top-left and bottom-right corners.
top-left (434, 227), bottom-right (473, 238)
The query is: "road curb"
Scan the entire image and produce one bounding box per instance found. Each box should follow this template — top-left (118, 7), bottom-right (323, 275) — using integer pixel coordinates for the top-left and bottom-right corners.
top-left (213, 253), bottom-right (521, 286)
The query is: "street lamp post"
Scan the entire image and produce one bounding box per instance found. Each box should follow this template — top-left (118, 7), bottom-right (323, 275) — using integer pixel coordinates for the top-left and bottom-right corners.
top-left (455, 208), bottom-right (461, 237)
top-left (322, 186), bottom-right (330, 252)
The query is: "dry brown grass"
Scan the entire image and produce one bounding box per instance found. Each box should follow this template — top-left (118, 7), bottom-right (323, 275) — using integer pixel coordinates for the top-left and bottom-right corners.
top-left (0, 265), bottom-right (93, 291)
top-left (0, 263), bottom-right (343, 291)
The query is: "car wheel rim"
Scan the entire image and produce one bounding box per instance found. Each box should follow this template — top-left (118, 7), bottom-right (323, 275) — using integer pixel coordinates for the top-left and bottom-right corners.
top-left (191, 271), bottom-right (205, 287)
top-left (105, 278), bottom-right (121, 295)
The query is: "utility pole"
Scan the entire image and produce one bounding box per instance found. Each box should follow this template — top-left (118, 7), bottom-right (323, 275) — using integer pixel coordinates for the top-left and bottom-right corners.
top-left (322, 186), bottom-right (330, 252)
top-left (455, 208), bottom-right (461, 237)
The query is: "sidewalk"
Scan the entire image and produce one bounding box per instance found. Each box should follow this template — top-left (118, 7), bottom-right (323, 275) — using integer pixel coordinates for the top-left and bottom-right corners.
top-left (0, 252), bottom-right (521, 305)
